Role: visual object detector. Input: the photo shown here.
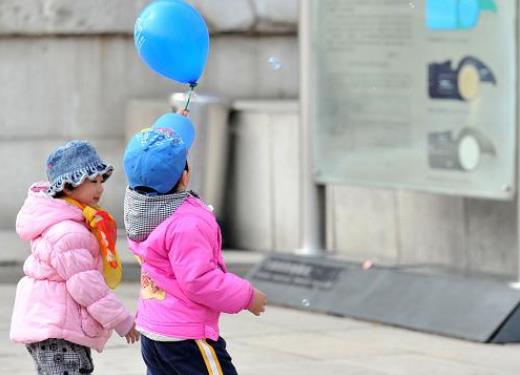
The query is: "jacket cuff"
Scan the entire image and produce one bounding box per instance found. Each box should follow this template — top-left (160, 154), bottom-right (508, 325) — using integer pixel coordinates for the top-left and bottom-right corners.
top-left (114, 315), bottom-right (134, 337)
top-left (245, 284), bottom-right (255, 310)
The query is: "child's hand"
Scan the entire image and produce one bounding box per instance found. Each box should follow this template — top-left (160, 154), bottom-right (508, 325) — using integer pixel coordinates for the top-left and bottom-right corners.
top-left (125, 324), bottom-right (140, 344)
top-left (248, 288), bottom-right (267, 316)
top-left (176, 108), bottom-right (189, 117)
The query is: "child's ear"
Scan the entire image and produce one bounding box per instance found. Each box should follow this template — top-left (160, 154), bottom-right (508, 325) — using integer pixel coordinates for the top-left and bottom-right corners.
top-left (180, 170), bottom-right (190, 187)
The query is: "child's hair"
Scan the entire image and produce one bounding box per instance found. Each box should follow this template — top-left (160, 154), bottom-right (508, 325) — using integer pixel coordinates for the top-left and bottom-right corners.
top-left (46, 140), bottom-right (113, 197)
top-left (53, 183), bottom-right (75, 198)
top-left (172, 161), bottom-right (190, 192)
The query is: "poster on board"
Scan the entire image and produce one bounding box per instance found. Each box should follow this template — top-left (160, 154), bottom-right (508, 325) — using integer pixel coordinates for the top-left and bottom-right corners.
top-left (309, 0), bottom-right (517, 199)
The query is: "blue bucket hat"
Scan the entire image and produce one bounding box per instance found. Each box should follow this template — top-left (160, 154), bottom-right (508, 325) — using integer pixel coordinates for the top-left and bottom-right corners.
top-left (46, 140), bottom-right (113, 196)
top-left (123, 127), bottom-right (188, 194)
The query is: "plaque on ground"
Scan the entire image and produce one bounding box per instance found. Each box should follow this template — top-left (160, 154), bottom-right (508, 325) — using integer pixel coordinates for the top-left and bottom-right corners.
top-left (248, 253), bottom-right (520, 343)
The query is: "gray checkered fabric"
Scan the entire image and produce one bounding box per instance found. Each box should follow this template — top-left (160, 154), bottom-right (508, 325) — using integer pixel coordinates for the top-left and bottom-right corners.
top-left (124, 187), bottom-right (189, 242)
top-left (26, 338), bottom-right (94, 375)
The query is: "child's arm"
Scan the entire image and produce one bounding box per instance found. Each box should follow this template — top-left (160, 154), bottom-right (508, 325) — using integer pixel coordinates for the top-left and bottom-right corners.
top-left (50, 231), bottom-right (135, 337)
top-left (168, 221), bottom-right (256, 314)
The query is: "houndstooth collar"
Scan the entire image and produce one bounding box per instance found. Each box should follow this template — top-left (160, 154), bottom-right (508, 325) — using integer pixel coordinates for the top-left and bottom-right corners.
top-left (123, 187), bottom-right (189, 242)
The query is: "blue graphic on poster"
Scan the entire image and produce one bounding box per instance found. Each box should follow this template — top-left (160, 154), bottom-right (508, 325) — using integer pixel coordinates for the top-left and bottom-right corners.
top-left (426, 0), bottom-right (497, 30)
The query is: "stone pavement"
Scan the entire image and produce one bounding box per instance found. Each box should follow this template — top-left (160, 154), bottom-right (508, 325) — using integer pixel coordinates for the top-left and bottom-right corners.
top-left (1, 281), bottom-right (520, 374)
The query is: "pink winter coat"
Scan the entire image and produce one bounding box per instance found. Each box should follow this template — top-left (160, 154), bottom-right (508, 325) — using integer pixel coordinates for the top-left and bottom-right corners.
top-left (128, 195), bottom-right (254, 340)
top-left (10, 183), bottom-right (134, 352)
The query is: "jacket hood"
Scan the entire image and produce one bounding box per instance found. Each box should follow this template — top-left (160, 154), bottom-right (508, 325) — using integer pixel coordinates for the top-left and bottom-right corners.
top-left (16, 182), bottom-right (84, 241)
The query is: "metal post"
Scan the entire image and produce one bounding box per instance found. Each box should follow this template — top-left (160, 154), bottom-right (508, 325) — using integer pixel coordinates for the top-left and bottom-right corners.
top-left (297, 0), bottom-right (325, 256)
top-left (516, 9), bottom-right (520, 285)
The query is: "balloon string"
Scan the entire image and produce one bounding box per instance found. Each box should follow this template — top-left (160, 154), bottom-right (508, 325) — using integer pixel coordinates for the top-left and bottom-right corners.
top-left (184, 83), bottom-right (197, 111)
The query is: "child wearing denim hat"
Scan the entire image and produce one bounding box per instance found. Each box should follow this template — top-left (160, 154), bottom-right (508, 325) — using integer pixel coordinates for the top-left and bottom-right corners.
top-left (123, 113), bottom-right (267, 375)
top-left (10, 140), bottom-right (139, 375)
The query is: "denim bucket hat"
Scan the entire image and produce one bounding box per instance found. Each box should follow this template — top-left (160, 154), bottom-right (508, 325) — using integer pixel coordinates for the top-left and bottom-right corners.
top-left (123, 127), bottom-right (188, 194)
top-left (46, 140), bottom-right (114, 196)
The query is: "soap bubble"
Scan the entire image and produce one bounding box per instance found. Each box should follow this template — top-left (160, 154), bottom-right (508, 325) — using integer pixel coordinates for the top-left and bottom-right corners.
top-left (268, 56), bottom-right (282, 70)
top-left (362, 259), bottom-right (374, 270)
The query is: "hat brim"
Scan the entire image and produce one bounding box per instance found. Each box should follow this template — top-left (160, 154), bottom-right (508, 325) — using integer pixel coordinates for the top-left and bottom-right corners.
top-left (47, 162), bottom-right (114, 196)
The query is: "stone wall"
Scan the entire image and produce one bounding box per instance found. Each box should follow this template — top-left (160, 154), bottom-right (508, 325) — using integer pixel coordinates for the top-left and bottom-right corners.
top-left (0, 0), bottom-right (299, 227)
top-left (0, 0), bottom-right (298, 35)
top-left (2, 1), bottom-right (517, 280)
top-left (225, 103), bottom-right (519, 279)
top-left (326, 187), bottom-right (518, 278)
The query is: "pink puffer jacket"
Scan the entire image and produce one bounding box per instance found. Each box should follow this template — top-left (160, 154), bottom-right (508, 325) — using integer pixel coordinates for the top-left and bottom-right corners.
top-left (127, 195), bottom-right (254, 340)
top-left (10, 182), bottom-right (134, 352)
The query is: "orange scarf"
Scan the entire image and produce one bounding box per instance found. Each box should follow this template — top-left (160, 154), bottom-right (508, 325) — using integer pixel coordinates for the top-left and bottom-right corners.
top-left (64, 198), bottom-right (122, 289)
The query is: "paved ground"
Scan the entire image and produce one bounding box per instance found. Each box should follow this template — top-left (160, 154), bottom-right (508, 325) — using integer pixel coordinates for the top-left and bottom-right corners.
top-left (2, 281), bottom-right (520, 374)
top-left (2, 229), bottom-right (520, 374)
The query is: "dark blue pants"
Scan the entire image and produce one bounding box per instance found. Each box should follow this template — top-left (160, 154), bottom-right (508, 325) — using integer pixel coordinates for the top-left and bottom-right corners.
top-left (141, 335), bottom-right (239, 375)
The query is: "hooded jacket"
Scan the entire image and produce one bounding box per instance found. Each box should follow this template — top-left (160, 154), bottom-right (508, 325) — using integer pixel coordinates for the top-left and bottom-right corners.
top-left (10, 182), bottom-right (133, 352)
top-left (124, 189), bottom-right (254, 340)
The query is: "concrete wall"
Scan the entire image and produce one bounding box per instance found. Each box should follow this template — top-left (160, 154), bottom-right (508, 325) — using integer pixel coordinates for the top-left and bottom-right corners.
top-left (327, 187), bottom-right (518, 278)
top-left (0, 0), bottom-right (298, 35)
top-left (0, 0), bottom-right (299, 227)
top-left (228, 102), bottom-right (518, 280)
top-left (1, 1), bottom-right (517, 280)
top-left (226, 101), bottom-right (301, 251)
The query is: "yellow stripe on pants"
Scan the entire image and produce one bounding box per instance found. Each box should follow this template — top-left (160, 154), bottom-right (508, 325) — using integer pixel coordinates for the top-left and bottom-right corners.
top-left (195, 339), bottom-right (224, 375)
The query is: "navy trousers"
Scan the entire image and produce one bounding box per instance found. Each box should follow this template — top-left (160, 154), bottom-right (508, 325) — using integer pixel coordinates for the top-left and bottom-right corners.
top-left (141, 335), bottom-right (239, 375)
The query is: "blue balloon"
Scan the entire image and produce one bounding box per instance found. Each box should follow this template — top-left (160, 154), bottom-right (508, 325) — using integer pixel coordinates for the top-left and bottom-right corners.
top-left (134, 0), bottom-right (210, 84)
top-left (152, 113), bottom-right (195, 149)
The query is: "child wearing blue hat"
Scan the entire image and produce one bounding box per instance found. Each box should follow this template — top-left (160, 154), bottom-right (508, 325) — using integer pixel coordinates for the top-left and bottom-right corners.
top-left (123, 113), bottom-right (267, 375)
top-left (11, 140), bottom-right (139, 375)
